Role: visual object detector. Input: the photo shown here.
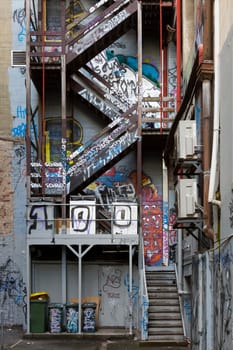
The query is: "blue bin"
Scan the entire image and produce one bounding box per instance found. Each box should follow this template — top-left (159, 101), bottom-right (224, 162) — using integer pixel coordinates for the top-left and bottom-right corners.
top-left (66, 303), bottom-right (79, 333)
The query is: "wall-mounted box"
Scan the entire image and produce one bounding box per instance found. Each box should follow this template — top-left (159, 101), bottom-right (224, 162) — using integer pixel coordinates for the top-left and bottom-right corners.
top-left (175, 178), bottom-right (198, 218)
top-left (112, 202), bottom-right (138, 235)
top-left (175, 120), bottom-right (197, 159)
top-left (69, 199), bottom-right (96, 235)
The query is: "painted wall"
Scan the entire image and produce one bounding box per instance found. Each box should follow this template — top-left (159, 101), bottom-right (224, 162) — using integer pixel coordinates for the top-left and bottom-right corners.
top-left (191, 253), bottom-right (214, 350)
top-left (0, 0), bottom-right (32, 327)
top-left (219, 25), bottom-right (233, 238)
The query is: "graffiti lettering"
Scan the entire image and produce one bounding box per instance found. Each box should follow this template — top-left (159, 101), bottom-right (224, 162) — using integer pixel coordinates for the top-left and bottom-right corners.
top-left (28, 205), bottom-right (53, 234)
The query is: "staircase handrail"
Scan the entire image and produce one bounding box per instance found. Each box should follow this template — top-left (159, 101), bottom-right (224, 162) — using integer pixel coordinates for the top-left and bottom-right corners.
top-left (140, 234), bottom-right (149, 340)
top-left (68, 104), bottom-right (137, 161)
top-left (71, 70), bottom-right (129, 115)
top-left (174, 263), bottom-right (187, 339)
top-left (67, 114), bottom-right (137, 178)
top-left (66, 0), bottom-right (131, 47)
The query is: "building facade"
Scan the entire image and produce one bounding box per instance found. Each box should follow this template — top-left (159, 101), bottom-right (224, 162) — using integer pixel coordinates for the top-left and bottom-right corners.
top-left (1, 0), bottom-right (232, 348)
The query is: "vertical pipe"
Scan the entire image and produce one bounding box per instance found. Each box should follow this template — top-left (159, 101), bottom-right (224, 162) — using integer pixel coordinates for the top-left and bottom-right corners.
top-left (137, 4), bottom-right (143, 336)
top-left (61, 55), bottom-right (67, 233)
top-left (137, 0), bottom-right (142, 199)
top-left (162, 158), bottom-right (169, 266)
top-left (208, 0), bottom-right (220, 205)
top-left (26, 243), bottom-right (31, 333)
top-left (61, 246), bottom-right (67, 306)
top-left (78, 245), bottom-right (82, 334)
top-left (159, 0), bottom-right (163, 133)
top-left (129, 245), bottom-right (133, 335)
top-left (26, 0), bottom-right (32, 198)
top-left (176, 0), bottom-right (181, 111)
top-left (177, 229), bottom-right (182, 290)
top-left (202, 80), bottom-right (213, 241)
top-left (163, 46), bottom-right (168, 121)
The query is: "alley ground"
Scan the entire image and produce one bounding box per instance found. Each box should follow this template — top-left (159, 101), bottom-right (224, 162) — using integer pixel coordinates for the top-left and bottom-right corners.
top-left (1, 327), bottom-right (190, 350)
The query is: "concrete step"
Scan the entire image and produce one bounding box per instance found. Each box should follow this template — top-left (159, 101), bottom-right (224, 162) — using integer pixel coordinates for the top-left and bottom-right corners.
top-left (149, 313), bottom-right (182, 321)
top-left (149, 299), bottom-right (179, 307)
top-left (149, 305), bottom-right (180, 313)
top-left (148, 319), bottom-right (183, 328)
top-left (147, 334), bottom-right (185, 341)
top-left (148, 327), bottom-right (183, 335)
top-left (147, 286), bottom-right (178, 293)
top-left (148, 291), bottom-right (178, 299)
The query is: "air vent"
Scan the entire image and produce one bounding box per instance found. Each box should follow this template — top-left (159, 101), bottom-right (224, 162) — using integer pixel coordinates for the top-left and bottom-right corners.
top-left (11, 50), bottom-right (26, 67)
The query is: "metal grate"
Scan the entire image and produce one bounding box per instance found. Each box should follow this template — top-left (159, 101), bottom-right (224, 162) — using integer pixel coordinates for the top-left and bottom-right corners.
top-left (11, 50), bottom-right (26, 67)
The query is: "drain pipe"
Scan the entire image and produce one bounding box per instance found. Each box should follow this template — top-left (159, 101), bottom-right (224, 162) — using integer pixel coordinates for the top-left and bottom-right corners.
top-left (208, 0), bottom-right (220, 208)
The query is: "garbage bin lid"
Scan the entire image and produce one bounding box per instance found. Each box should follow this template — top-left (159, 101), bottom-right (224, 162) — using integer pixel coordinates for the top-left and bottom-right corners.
top-left (48, 303), bottom-right (63, 308)
top-left (66, 303), bottom-right (79, 308)
top-left (82, 302), bottom-right (97, 308)
top-left (30, 292), bottom-right (49, 300)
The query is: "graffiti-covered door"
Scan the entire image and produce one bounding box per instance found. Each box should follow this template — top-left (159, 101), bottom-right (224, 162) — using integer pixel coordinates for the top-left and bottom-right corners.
top-left (99, 266), bottom-right (129, 327)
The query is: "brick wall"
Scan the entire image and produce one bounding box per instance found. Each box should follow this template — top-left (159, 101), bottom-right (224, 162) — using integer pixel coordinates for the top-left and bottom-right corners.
top-left (0, 2), bottom-right (12, 137)
top-left (0, 139), bottom-right (14, 234)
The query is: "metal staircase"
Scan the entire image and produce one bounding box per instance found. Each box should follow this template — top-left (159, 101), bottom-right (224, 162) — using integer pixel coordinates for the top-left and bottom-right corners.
top-left (66, 0), bottom-right (137, 71)
top-left (146, 267), bottom-right (187, 347)
top-left (67, 105), bottom-right (138, 194)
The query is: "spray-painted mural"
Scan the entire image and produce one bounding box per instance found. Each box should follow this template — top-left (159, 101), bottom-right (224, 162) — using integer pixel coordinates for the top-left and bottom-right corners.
top-left (0, 257), bottom-right (27, 325)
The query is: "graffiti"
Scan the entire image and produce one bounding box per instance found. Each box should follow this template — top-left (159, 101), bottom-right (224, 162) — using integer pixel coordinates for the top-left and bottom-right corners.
top-left (12, 105), bottom-right (38, 138)
top-left (13, 8), bottom-right (26, 42)
top-left (106, 49), bottom-right (160, 87)
top-left (143, 202), bottom-right (163, 266)
top-left (68, 123), bottom-right (136, 178)
top-left (163, 201), bottom-right (169, 266)
top-left (14, 145), bottom-right (26, 165)
top-left (124, 274), bottom-right (139, 305)
top-left (195, 0), bottom-right (204, 50)
top-left (0, 258), bottom-right (27, 322)
top-left (169, 208), bottom-right (177, 264)
top-left (70, 9), bottom-right (129, 56)
top-left (141, 295), bottom-right (149, 340)
top-left (11, 123), bottom-right (26, 137)
top-left (79, 89), bottom-right (120, 119)
top-left (70, 200), bottom-right (96, 235)
top-left (184, 296), bottom-right (191, 322)
top-left (84, 166), bottom-right (135, 214)
top-left (89, 51), bottom-right (161, 128)
top-left (28, 205), bottom-right (53, 234)
top-left (102, 268), bottom-right (121, 293)
top-left (229, 197), bottom-right (233, 228)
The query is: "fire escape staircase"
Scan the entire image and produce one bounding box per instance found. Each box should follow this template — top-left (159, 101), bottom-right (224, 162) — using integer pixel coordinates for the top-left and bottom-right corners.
top-left (67, 104), bottom-right (138, 194)
top-left (66, 0), bottom-right (137, 72)
top-left (69, 66), bottom-right (126, 122)
top-left (146, 267), bottom-right (187, 346)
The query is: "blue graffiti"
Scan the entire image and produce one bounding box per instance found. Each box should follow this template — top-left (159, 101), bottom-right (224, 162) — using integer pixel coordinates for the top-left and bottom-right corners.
top-left (0, 258), bottom-right (27, 321)
top-left (106, 49), bottom-right (160, 87)
top-left (124, 274), bottom-right (139, 304)
top-left (97, 169), bottom-right (128, 188)
top-left (11, 123), bottom-right (27, 137)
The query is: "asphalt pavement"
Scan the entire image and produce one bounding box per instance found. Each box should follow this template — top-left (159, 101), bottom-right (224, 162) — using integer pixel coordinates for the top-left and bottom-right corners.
top-left (1, 327), bottom-right (190, 350)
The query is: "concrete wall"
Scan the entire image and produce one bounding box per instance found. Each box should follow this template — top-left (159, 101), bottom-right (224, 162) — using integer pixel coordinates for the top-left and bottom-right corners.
top-left (32, 262), bottom-right (139, 328)
top-left (1, 0), bottom-right (177, 328)
top-left (219, 24), bottom-right (233, 238)
top-left (0, 0), bottom-right (29, 327)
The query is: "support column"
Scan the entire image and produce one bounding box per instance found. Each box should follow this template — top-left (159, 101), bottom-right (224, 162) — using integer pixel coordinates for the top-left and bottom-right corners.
top-left (129, 245), bottom-right (133, 335)
top-left (202, 80), bottom-right (213, 241)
